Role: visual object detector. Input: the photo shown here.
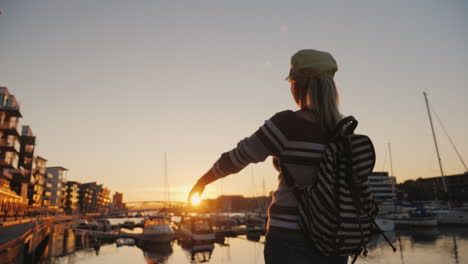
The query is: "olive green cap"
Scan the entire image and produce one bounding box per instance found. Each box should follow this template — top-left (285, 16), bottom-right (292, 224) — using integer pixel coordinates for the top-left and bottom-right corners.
top-left (286, 49), bottom-right (338, 80)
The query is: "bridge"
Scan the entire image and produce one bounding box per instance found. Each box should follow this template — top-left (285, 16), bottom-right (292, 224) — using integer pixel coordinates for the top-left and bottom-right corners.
top-left (124, 201), bottom-right (188, 212)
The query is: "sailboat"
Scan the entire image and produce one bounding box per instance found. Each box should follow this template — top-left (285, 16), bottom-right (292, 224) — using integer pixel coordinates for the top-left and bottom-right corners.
top-left (382, 207), bottom-right (438, 227)
top-left (374, 143), bottom-right (396, 231)
top-left (433, 208), bottom-right (468, 225)
top-left (378, 143), bottom-right (439, 228)
top-left (141, 215), bottom-right (176, 242)
top-left (139, 153), bottom-right (176, 242)
top-left (423, 92), bottom-right (468, 225)
top-left (178, 215), bottom-right (216, 244)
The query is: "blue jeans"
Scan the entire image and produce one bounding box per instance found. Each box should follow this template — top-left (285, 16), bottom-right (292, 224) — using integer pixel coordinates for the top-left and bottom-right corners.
top-left (264, 228), bottom-right (348, 264)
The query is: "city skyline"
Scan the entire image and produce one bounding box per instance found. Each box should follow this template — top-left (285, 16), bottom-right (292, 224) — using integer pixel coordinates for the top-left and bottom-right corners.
top-left (1, 0), bottom-right (467, 202)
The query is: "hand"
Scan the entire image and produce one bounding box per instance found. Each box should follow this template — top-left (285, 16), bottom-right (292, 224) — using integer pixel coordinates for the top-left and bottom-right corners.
top-left (188, 181), bottom-right (205, 203)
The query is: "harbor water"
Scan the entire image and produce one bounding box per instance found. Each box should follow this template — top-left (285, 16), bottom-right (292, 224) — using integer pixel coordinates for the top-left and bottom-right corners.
top-left (25, 219), bottom-right (468, 264)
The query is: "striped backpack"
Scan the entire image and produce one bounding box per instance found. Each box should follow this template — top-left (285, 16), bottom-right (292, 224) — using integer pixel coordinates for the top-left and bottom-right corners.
top-left (280, 116), bottom-right (396, 263)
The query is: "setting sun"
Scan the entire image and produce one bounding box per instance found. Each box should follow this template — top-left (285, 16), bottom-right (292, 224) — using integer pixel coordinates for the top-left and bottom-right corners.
top-left (190, 194), bottom-right (202, 206)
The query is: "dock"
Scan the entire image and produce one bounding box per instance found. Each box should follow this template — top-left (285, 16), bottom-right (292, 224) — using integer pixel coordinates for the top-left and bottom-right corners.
top-left (0, 215), bottom-right (74, 264)
top-left (0, 219), bottom-right (52, 264)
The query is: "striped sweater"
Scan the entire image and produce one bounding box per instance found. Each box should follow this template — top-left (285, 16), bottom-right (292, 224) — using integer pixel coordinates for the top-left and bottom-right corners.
top-left (209, 110), bottom-right (330, 231)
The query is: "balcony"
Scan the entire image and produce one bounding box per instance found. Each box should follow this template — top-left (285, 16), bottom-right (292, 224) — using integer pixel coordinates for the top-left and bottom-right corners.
top-left (0, 101), bottom-right (22, 117)
top-left (37, 168), bottom-right (46, 175)
top-left (0, 138), bottom-right (21, 153)
top-left (0, 153), bottom-right (19, 169)
top-left (0, 122), bottom-right (21, 136)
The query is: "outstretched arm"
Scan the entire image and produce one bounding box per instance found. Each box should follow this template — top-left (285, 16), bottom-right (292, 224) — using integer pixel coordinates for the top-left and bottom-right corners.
top-left (188, 116), bottom-right (282, 202)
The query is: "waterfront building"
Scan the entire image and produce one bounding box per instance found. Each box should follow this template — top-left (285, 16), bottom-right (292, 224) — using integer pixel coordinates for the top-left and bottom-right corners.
top-left (79, 182), bottom-right (110, 214)
top-left (63, 181), bottom-right (80, 215)
top-left (424, 172), bottom-right (468, 202)
top-left (43, 166), bottom-right (68, 212)
top-left (99, 187), bottom-right (111, 214)
top-left (0, 170), bottom-right (27, 217)
top-left (112, 191), bottom-right (126, 209)
top-left (79, 182), bottom-right (100, 214)
top-left (18, 126), bottom-right (39, 210)
top-left (398, 172), bottom-right (468, 203)
top-left (28, 156), bottom-right (48, 212)
top-left (218, 195), bottom-right (248, 212)
top-left (18, 126), bottom-right (35, 183)
top-left (369, 171), bottom-right (396, 202)
top-left (0, 87), bottom-right (27, 216)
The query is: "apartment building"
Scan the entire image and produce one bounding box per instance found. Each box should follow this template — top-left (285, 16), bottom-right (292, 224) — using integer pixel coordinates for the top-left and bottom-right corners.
top-left (63, 181), bottom-right (80, 214)
top-left (0, 87), bottom-right (27, 216)
top-left (79, 182), bottom-right (111, 214)
top-left (43, 166), bottom-right (68, 212)
top-left (368, 171), bottom-right (396, 202)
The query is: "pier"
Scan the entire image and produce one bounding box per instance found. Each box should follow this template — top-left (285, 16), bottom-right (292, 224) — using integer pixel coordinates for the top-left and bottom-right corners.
top-left (0, 216), bottom-right (74, 264)
top-left (0, 219), bottom-right (51, 263)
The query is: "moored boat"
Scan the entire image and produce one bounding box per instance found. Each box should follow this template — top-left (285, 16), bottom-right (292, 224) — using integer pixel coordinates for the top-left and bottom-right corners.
top-left (434, 208), bottom-right (468, 225)
top-left (383, 208), bottom-right (438, 227)
top-left (141, 216), bottom-right (175, 242)
top-left (179, 216), bottom-right (215, 244)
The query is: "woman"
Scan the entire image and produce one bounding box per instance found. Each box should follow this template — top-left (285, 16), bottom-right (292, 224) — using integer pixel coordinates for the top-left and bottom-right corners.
top-left (189, 49), bottom-right (348, 264)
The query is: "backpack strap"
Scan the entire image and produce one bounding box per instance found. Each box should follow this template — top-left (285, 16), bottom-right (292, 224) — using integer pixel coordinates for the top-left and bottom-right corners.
top-left (331, 116), bottom-right (358, 138)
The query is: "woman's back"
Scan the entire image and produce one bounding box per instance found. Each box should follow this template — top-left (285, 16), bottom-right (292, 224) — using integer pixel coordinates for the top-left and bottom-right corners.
top-left (188, 49), bottom-right (349, 264)
top-left (265, 109), bottom-right (330, 231)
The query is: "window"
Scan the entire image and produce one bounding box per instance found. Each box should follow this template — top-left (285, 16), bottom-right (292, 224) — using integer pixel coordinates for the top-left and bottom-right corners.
top-left (25, 145), bottom-right (34, 153)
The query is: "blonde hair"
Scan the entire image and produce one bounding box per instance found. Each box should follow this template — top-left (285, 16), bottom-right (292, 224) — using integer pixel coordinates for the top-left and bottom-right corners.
top-left (293, 77), bottom-right (342, 133)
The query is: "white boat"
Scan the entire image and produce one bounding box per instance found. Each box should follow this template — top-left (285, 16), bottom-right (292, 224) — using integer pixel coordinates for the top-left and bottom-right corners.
top-left (179, 216), bottom-right (215, 244)
top-left (434, 208), bottom-right (468, 225)
top-left (383, 208), bottom-right (438, 227)
top-left (374, 218), bottom-right (395, 231)
top-left (141, 216), bottom-right (175, 242)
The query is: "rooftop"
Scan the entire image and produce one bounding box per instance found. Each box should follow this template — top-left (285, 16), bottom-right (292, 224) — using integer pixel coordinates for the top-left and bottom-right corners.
top-left (46, 166), bottom-right (68, 171)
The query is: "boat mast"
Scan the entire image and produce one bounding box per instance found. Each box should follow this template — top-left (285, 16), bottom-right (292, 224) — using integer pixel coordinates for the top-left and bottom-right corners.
top-left (431, 105), bottom-right (468, 173)
top-left (423, 92), bottom-right (448, 193)
top-left (250, 167), bottom-right (258, 210)
top-left (164, 152), bottom-right (170, 209)
top-left (262, 175), bottom-right (266, 197)
top-left (388, 142), bottom-right (397, 203)
top-left (388, 142), bottom-right (394, 177)
top-left (262, 175), bottom-right (267, 210)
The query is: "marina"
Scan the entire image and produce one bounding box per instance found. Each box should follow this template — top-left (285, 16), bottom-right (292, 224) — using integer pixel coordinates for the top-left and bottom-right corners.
top-left (1, 2), bottom-right (467, 264)
top-left (1, 214), bottom-right (468, 264)
top-left (1, 216), bottom-right (468, 264)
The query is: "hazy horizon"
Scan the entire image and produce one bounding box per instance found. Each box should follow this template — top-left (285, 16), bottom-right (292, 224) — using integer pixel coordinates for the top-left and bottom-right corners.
top-left (1, 0), bottom-right (467, 202)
